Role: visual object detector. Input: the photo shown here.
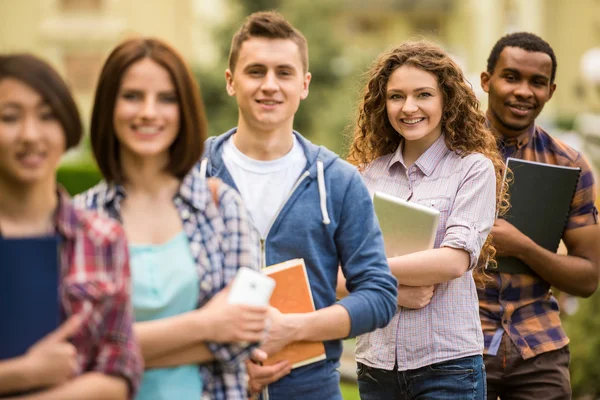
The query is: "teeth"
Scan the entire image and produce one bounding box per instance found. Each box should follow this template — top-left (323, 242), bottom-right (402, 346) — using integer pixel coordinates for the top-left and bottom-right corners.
top-left (259, 100), bottom-right (278, 105)
top-left (403, 118), bottom-right (424, 124)
top-left (137, 126), bottom-right (159, 135)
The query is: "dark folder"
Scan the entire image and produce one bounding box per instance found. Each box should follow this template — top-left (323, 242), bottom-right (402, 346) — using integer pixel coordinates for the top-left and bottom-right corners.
top-left (492, 158), bottom-right (581, 275)
top-left (0, 236), bottom-right (61, 359)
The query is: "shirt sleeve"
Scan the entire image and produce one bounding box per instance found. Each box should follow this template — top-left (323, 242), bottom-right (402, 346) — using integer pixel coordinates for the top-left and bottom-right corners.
top-left (566, 152), bottom-right (598, 230)
top-left (89, 223), bottom-right (143, 398)
top-left (200, 184), bottom-right (260, 399)
top-left (440, 155), bottom-right (497, 269)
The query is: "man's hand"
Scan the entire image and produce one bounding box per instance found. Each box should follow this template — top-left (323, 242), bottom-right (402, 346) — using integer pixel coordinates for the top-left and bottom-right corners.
top-left (397, 284), bottom-right (435, 309)
top-left (23, 315), bottom-right (81, 388)
top-left (199, 284), bottom-right (269, 343)
top-left (246, 358), bottom-right (291, 394)
top-left (258, 307), bottom-right (298, 357)
top-left (491, 219), bottom-right (531, 258)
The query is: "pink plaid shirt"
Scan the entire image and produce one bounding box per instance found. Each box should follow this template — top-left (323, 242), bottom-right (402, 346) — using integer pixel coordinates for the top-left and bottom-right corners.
top-left (56, 189), bottom-right (142, 397)
top-left (355, 134), bottom-right (496, 371)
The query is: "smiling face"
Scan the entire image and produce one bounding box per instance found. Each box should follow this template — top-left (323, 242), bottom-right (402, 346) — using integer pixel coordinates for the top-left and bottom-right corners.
top-left (481, 46), bottom-right (556, 138)
top-left (113, 58), bottom-right (180, 166)
top-left (225, 37), bottom-right (311, 137)
top-left (385, 65), bottom-right (443, 149)
top-left (0, 78), bottom-right (66, 187)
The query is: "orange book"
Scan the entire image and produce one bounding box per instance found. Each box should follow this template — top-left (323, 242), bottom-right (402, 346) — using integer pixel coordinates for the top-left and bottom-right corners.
top-left (262, 259), bottom-right (326, 369)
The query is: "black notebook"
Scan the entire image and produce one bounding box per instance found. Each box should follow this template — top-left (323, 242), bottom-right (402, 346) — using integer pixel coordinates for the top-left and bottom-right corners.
top-left (491, 158), bottom-right (581, 275)
top-left (0, 236), bottom-right (61, 359)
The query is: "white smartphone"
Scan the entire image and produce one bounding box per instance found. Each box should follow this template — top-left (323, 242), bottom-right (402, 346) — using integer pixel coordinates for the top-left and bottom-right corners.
top-left (228, 267), bottom-right (276, 307)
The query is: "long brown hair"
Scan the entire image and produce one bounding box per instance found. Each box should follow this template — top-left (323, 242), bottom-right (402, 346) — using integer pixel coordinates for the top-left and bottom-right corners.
top-left (91, 37), bottom-right (206, 183)
top-left (347, 40), bottom-right (509, 282)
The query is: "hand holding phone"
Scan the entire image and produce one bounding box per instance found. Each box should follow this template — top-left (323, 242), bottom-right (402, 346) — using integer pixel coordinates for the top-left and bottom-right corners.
top-left (228, 267), bottom-right (276, 307)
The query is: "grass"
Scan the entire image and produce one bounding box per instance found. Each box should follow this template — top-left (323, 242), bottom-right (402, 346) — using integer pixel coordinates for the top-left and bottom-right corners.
top-left (341, 382), bottom-right (360, 400)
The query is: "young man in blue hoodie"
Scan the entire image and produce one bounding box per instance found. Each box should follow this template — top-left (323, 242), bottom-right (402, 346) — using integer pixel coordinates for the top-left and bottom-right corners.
top-left (199, 10), bottom-right (398, 400)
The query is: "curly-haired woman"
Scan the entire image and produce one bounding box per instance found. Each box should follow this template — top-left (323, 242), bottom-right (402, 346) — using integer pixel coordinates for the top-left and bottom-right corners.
top-left (342, 41), bottom-right (508, 399)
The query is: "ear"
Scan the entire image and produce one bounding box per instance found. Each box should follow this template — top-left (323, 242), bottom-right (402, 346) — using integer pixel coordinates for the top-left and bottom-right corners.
top-left (548, 82), bottom-right (557, 100)
top-left (480, 71), bottom-right (491, 93)
top-left (225, 69), bottom-right (235, 97)
top-left (300, 72), bottom-right (312, 101)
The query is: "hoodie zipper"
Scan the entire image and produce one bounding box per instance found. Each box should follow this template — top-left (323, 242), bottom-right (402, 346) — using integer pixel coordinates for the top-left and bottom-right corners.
top-left (260, 169), bottom-right (310, 400)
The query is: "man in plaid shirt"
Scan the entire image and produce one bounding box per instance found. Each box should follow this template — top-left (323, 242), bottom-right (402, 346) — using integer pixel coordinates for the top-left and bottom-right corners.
top-left (478, 32), bottom-right (600, 399)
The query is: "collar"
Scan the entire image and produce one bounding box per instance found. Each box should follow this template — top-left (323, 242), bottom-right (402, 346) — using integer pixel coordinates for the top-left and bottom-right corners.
top-left (387, 134), bottom-right (449, 177)
top-left (493, 122), bottom-right (535, 150)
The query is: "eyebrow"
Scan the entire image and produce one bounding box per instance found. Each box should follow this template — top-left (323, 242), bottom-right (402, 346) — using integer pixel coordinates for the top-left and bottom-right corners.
top-left (501, 68), bottom-right (550, 81)
top-left (243, 63), bottom-right (297, 70)
top-left (0, 101), bottom-right (49, 110)
top-left (387, 86), bottom-right (436, 93)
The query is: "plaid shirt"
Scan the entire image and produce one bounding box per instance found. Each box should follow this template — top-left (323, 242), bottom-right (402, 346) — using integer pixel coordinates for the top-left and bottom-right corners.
top-left (355, 135), bottom-right (496, 370)
top-left (478, 124), bottom-right (599, 359)
top-left (74, 165), bottom-right (260, 400)
top-left (56, 189), bottom-right (143, 398)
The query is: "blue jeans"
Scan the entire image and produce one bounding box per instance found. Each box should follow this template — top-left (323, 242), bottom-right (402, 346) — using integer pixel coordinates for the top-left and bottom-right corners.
top-left (357, 355), bottom-right (486, 400)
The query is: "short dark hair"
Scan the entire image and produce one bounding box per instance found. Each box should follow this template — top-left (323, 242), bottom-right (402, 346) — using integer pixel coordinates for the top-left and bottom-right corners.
top-left (91, 37), bottom-right (206, 183)
top-left (229, 11), bottom-right (308, 73)
top-left (0, 54), bottom-right (82, 150)
top-left (486, 32), bottom-right (557, 83)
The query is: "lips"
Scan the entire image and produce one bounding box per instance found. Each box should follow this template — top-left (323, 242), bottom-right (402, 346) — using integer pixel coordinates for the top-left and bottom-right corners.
top-left (401, 117), bottom-right (425, 125)
top-left (16, 152), bottom-right (46, 168)
top-left (256, 99), bottom-right (282, 105)
top-left (132, 125), bottom-right (161, 135)
top-left (506, 103), bottom-right (535, 117)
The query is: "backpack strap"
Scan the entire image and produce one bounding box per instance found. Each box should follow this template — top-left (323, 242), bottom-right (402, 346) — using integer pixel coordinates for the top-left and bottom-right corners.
top-left (207, 177), bottom-right (220, 207)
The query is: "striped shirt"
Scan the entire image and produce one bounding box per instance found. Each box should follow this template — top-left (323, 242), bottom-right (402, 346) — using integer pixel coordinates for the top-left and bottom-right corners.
top-left (478, 124), bottom-right (599, 359)
top-left (355, 134), bottom-right (496, 371)
top-left (74, 165), bottom-right (260, 400)
top-left (56, 189), bottom-right (143, 398)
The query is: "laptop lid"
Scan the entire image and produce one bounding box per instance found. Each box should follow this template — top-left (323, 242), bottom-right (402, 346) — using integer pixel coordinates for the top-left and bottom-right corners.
top-left (373, 191), bottom-right (440, 257)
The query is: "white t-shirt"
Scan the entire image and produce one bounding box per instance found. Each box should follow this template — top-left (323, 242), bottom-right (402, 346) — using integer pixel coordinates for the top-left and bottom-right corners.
top-left (222, 135), bottom-right (307, 238)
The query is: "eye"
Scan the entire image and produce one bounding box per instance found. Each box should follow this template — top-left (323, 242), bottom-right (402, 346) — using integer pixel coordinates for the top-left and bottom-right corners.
top-left (388, 94), bottom-right (404, 100)
top-left (159, 94), bottom-right (178, 104)
top-left (121, 91), bottom-right (141, 101)
top-left (418, 92), bottom-right (432, 98)
top-left (0, 113), bottom-right (19, 123)
top-left (39, 110), bottom-right (57, 121)
top-left (504, 75), bottom-right (517, 82)
top-left (248, 69), bottom-right (264, 76)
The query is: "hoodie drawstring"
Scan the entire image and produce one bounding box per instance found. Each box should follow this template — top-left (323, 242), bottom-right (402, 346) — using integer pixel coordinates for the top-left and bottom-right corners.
top-left (199, 158), bottom-right (208, 180)
top-left (317, 160), bottom-right (331, 225)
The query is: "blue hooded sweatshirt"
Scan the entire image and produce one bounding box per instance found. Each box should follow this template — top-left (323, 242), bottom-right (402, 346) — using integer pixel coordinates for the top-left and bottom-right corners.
top-left (201, 129), bottom-right (397, 399)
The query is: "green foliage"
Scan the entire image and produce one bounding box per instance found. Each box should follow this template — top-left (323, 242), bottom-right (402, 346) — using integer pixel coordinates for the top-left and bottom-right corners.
top-left (340, 382), bottom-right (360, 400)
top-left (562, 291), bottom-right (600, 397)
top-left (56, 161), bottom-right (102, 196)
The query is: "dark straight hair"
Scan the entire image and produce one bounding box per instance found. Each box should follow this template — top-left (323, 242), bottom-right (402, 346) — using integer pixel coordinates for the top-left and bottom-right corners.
top-left (91, 37), bottom-right (207, 183)
top-left (0, 54), bottom-right (82, 149)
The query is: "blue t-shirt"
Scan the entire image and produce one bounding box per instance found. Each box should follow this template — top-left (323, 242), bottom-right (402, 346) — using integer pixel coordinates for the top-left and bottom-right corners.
top-left (130, 231), bottom-right (201, 400)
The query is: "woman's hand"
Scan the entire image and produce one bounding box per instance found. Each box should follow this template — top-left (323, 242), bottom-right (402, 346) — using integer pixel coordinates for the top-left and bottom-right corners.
top-left (22, 315), bottom-right (81, 388)
top-left (199, 285), bottom-right (269, 343)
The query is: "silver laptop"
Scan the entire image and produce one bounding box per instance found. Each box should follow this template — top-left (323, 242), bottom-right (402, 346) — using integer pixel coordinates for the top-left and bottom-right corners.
top-left (373, 191), bottom-right (440, 257)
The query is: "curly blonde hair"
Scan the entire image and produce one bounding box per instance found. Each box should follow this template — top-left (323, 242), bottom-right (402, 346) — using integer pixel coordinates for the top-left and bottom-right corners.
top-left (347, 40), bottom-right (509, 284)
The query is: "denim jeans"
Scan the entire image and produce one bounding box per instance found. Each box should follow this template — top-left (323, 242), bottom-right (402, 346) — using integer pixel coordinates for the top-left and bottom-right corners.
top-left (357, 355), bottom-right (486, 400)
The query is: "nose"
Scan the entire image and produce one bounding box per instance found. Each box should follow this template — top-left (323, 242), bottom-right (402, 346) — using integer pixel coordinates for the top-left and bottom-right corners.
top-left (261, 71), bottom-right (279, 92)
top-left (401, 96), bottom-right (419, 114)
top-left (140, 96), bottom-right (158, 119)
top-left (20, 115), bottom-right (41, 142)
top-left (514, 81), bottom-right (534, 99)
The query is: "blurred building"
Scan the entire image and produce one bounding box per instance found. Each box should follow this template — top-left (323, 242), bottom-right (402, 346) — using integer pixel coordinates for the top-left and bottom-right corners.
top-left (339, 0), bottom-right (600, 123)
top-left (0, 0), bottom-right (227, 124)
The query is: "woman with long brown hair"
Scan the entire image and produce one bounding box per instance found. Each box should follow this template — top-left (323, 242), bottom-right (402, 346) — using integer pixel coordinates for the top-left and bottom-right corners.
top-left (75, 37), bottom-right (268, 400)
top-left (344, 41), bottom-right (507, 399)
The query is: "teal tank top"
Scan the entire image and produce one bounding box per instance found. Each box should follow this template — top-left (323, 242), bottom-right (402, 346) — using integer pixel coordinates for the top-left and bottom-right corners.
top-left (130, 231), bottom-right (202, 400)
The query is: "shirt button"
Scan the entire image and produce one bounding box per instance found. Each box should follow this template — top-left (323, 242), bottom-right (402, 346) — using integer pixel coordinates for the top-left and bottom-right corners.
top-left (181, 209), bottom-right (190, 220)
top-left (503, 319), bottom-right (509, 325)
